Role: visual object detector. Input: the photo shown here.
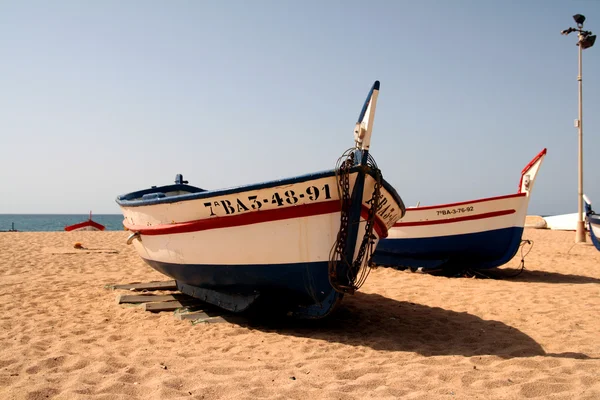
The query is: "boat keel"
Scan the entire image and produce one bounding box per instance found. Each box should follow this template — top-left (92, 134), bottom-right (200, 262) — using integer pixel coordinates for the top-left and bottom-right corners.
top-left (177, 282), bottom-right (261, 313)
top-left (176, 281), bottom-right (344, 319)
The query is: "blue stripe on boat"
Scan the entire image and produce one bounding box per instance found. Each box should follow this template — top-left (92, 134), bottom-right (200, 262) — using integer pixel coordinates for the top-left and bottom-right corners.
top-left (142, 258), bottom-right (338, 305)
top-left (372, 226), bottom-right (525, 270)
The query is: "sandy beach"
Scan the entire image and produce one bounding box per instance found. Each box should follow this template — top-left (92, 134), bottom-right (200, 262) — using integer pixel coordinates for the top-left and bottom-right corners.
top-left (1, 228), bottom-right (599, 399)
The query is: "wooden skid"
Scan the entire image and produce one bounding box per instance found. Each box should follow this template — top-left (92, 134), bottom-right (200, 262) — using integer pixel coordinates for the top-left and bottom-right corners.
top-left (111, 281), bottom-right (237, 324)
top-left (192, 316), bottom-right (228, 324)
top-left (110, 280), bottom-right (177, 291)
top-left (116, 294), bottom-right (178, 304)
top-left (176, 310), bottom-right (243, 325)
top-left (175, 310), bottom-right (210, 321)
top-left (143, 299), bottom-right (201, 312)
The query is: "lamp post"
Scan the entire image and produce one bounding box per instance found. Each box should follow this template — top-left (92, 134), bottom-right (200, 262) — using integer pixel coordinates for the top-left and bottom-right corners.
top-left (561, 14), bottom-right (596, 243)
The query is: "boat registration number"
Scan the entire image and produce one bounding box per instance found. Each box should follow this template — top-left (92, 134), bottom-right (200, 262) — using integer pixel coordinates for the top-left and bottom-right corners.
top-left (203, 184), bottom-right (334, 216)
top-left (436, 206), bottom-right (474, 216)
top-left (201, 182), bottom-right (400, 227)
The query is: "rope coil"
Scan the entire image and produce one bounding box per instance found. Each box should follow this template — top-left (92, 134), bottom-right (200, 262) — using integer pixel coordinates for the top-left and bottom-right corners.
top-left (328, 148), bottom-right (382, 294)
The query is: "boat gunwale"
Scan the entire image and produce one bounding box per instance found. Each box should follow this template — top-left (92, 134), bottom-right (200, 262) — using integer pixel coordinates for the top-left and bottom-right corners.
top-left (393, 209), bottom-right (517, 227)
top-left (116, 166), bottom-right (404, 215)
top-left (402, 148), bottom-right (546, 214)
top-left (403, 193), bottom-right (526, 213)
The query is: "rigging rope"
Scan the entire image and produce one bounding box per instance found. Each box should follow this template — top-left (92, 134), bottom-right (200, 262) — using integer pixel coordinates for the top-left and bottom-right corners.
top-left (501, 239), bottom-right (533, 278)
top-left (328, 148), bottom-right (382, 294)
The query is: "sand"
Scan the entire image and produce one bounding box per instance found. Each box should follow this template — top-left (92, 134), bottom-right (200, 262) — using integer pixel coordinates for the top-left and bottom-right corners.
top-left (1, 229), bottom-right (599, 399)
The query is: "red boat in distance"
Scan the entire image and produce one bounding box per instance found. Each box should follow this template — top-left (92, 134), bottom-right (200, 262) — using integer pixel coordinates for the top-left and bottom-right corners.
top-left (64, 212), bottom-right (106, 232)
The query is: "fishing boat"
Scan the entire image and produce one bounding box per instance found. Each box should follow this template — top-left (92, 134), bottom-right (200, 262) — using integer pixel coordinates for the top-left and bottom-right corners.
top-left (116, 81), bottom-right (405, 318)
top-left (584, 195), bottom-right (600, 251)
top-left (372, 148), bottom-right (546, 272)
top-left (64, 212), bottom-right (106, 232)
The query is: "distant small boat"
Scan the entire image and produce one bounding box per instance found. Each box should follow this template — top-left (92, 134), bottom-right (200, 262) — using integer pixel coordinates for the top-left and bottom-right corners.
top-left (372, 149), bottom-right (546, 272)
top-left (584, 195), bottom-right (600, 251)
top-left (65, 212), bottom-right (106, 232)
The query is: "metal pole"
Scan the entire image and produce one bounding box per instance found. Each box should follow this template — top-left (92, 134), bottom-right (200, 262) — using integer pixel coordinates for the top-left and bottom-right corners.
top-left (576, 32), bottom-right (586, 243)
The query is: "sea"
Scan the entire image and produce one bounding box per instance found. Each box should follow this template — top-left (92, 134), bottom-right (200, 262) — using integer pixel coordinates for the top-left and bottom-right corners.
top-left (0, 214), bottom-right (125, 232)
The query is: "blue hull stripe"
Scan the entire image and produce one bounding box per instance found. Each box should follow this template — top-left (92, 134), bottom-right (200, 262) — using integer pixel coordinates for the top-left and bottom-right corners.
top-left (142, 258), bottom-right (340, 310)
top-left (372, 227), bottom-right (524, 270)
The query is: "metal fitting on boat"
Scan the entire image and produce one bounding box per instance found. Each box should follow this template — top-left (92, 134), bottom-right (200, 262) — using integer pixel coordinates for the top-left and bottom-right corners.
top-left (126, 232), bottom-right (141, 245)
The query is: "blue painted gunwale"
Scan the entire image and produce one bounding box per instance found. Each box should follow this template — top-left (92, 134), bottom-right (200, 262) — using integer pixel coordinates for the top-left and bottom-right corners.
top-left (116, 165), bottom-right (403, 211)
top-left (372, 226), bottom-right (525, 271)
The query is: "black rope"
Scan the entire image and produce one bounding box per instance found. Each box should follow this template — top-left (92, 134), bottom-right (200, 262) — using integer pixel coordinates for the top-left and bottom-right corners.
top-left (328, 149), bottom-right (382, 294)
top-left (503, 239), bottom-right (534, 278)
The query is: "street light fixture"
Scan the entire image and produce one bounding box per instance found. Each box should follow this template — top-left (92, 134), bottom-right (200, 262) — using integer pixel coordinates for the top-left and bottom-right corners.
top-left (561, 14), bottom-right (595, 243)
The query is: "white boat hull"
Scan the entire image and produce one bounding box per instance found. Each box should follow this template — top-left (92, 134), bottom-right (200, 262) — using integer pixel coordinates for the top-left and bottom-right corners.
top-left (119, 169), bottom-right (404, 317)
top-left (373, 149), bottom-right (546, 271)
top-left (116, 81), bottom-right (405, 318)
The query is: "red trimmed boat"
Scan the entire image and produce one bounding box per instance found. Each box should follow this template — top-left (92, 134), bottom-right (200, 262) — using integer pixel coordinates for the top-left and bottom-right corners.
top-left (64, 212), bottom-right (106, 232)
top-left (373, 149), bottom-right (547, 272)
top-left (116, 81), bottom-right (406, 319)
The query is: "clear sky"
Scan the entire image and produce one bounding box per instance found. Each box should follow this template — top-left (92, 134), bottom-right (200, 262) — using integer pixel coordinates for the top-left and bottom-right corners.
top-left (1, 0), bottom-right (599, 215)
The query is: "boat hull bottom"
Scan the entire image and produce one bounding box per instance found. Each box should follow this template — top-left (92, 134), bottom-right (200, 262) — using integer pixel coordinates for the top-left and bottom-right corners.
top-left (142, 258), bottom-right (344, 319)
top-left (372, 226), bottom-right (525, 271)
top-left (177, 282), bottom-right (261, 313)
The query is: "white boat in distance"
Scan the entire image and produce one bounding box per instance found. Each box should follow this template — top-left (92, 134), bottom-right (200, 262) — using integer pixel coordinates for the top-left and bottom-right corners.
top-left (116, 81), bottom-right (405, 319)
top-left (542, 213), bottom-right (580, 231)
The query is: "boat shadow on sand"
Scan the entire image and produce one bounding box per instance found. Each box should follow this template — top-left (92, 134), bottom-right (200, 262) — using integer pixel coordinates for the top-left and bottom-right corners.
top-left (493, 268), bottom-right (600, 285)
top-left (229, 292), bottom-right (593, 361)
top-left (424, 267), bottom-right (600, 285)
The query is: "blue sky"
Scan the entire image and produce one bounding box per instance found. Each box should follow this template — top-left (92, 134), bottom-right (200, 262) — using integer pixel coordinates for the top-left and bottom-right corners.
top-left (1, 0), bottom-right (599, 215)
